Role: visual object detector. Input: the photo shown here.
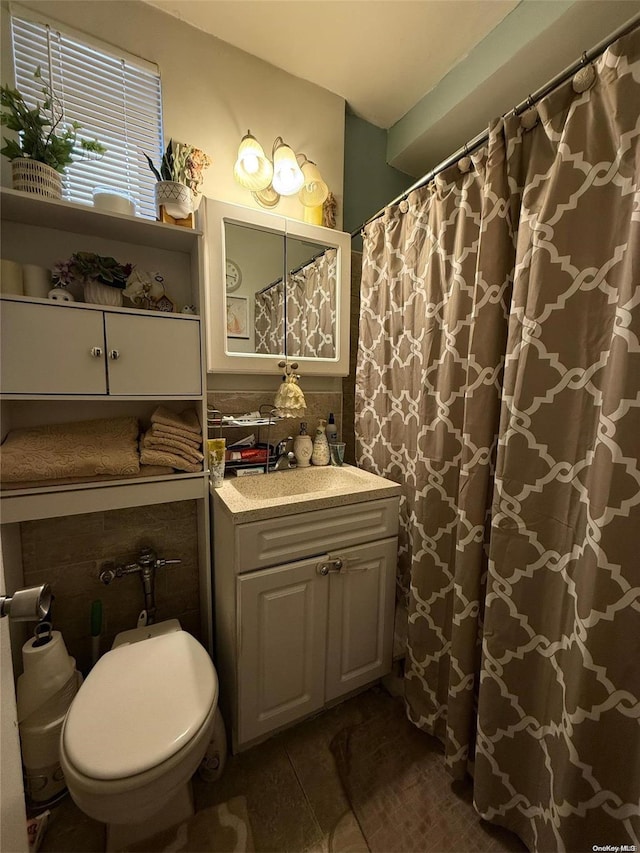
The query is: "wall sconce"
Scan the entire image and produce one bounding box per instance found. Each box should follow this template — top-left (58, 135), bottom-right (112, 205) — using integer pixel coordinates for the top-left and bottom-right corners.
top-left (234, 131), bottom-right (329, 210)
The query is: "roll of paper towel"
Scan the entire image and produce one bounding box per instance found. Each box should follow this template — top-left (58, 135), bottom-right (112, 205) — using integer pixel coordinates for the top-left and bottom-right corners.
top-left (18, 630), bottom-right (76, 722)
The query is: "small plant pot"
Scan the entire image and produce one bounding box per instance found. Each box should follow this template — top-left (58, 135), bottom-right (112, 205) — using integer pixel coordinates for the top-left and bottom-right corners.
top-left (83, 280), bottom-right (123, 307)
top-left (155, 181), bottom-right (193, 220)
top-left (11, 158), bottom-right (63, 200)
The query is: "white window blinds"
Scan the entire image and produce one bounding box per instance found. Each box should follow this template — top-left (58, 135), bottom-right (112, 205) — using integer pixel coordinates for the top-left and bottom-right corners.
top-left (10, 12), bottom-right (163, 219)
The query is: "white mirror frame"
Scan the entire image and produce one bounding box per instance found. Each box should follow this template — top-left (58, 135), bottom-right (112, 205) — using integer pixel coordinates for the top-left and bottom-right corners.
top-left (201, 197), bottom-right (351, 376)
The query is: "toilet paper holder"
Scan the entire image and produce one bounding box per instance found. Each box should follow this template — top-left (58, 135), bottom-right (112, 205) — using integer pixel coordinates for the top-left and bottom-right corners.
top-left (0, 584), bottom-right (52, 622)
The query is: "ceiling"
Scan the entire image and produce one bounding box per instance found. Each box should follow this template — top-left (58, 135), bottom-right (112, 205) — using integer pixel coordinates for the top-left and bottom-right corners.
top-left (144, 0), bottom-right (640, 178)
top-left (144, 0), bottom-right (518, 128)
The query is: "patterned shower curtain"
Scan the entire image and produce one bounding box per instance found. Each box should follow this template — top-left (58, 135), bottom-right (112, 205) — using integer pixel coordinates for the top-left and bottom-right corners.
top-left (287, 249), bottom-right (337, 358)
top-left (256, 250), bottom-right (337, 357)
top-left (255, 281), bottom-right (285, 354)
top-left (355, 29), bottom-right (639, 852)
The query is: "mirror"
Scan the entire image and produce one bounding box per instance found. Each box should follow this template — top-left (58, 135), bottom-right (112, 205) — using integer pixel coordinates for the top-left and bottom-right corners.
top-left (204, 198), bottom-right (350, 376)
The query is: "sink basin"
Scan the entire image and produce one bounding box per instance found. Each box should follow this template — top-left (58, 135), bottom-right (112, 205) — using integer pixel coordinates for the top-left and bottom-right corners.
top-left (230, 465), bottom-right (368, 500)
top-left (212, 464), bottom-right (401, 522)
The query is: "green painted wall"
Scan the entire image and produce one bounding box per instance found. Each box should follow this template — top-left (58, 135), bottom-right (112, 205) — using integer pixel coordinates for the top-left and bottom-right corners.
top-left (344, 109), bottom-right (413, 246)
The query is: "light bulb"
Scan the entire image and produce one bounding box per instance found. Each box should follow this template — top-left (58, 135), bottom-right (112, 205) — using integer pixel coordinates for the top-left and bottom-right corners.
top-left (272, 142), bottom-right (304, 196)
top-left (233, 132), bottom-right (273, 191)
top-left (242, 153), bottom-right (259, 174)
top-left (299, 159), bottom-right (328, 207)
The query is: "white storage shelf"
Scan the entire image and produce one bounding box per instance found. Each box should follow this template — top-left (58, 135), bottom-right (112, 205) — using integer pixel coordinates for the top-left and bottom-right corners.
top-left (0, 189), bottom-right (208, 524)
top-left (0, 188), bottom-right (202, 252)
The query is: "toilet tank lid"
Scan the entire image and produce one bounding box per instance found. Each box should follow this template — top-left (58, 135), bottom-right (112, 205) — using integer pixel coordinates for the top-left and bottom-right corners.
top-left (63, 631), bottom-right (217, 780)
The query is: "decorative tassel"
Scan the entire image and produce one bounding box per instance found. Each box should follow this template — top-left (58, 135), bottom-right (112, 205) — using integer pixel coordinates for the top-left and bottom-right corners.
top-left (274, 361), bottom-right (307, 418)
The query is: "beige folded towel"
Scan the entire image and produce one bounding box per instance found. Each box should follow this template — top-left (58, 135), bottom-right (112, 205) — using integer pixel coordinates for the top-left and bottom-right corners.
top-left (143, 435), bottom-right (204, 464)
top-left (0, 417), bottom-right (140, 483)
top-left (145, 426), bottom-right (203, 456)
top-left (151, 424), bottom-right (202, 446)
top-left (140, 445), bottom-right (202, 473)
top-left (0, 464), bottom-right (174, 491)
top-left (150, 406), bottom-right (201, 435)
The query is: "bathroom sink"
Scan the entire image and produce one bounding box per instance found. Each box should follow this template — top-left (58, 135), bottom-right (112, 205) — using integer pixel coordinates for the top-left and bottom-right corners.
top-left (212, 464), bottom-right (401, 522)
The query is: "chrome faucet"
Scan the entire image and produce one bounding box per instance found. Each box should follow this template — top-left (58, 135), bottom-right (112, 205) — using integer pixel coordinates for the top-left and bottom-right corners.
top-left (99, 547), bottom-right (181, 624)
top-left (271, 437), bottom-right (296, 471)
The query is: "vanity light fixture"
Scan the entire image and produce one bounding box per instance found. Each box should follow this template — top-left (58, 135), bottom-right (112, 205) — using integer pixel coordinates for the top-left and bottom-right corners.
top-left (233, 131), bottom-right (328, 210)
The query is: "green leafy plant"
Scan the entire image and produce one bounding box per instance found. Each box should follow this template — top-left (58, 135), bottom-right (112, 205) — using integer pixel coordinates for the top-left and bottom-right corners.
top-left (52, 253), bottom-right (134, 290)
top-left (144, 139), bottom-right (210, 195)
top-left (0, 67), bottom-right (106, 173)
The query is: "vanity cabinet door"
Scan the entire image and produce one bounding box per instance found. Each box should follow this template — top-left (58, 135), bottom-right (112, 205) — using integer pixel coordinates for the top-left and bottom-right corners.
top-left (104, 313), bottom-right (201, 396)
top-left (237, 556), bottom-right (328, 745)
top-left (0, 301), bottom-right (108, 395)
top-left (325, 537), bottom-right (397, 702)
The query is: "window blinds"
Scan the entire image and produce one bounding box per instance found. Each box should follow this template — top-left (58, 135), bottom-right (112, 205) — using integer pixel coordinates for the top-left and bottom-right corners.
top-left (11, 13), bottom-right (163, 219)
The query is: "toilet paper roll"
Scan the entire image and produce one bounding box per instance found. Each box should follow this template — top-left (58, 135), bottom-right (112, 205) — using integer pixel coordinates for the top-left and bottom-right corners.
top-left (23, 264), bottom-right (52, 299)
top-left (1, 259), bottom-right (24, 295)
top-left (17, 631), bottom-right (76, 722)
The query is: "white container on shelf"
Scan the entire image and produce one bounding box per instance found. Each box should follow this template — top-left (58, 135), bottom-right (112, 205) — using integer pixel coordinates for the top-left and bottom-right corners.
top-left (92, 188), bottom-right (136, 216)
top-left (23, 265), bottom-right (51, 299)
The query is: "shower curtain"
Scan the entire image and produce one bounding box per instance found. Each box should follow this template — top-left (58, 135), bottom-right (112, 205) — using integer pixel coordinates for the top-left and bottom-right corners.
top-left (255, 250), bottom-right (337, 357)
top-left (355, 30), bottom-right (639, 852)
top-left (287, 249), bottom-right (337, 358)
top-left (255, 281), bottom-right (285, 354)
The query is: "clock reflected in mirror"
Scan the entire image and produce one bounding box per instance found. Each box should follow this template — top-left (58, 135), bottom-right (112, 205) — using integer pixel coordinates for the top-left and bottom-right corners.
top-left (226, 258), bottom-right (242, 292)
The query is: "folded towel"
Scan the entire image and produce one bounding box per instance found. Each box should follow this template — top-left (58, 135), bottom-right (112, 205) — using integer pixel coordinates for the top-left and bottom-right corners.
top-left (143, 432), bottom-right (204, 464)
top-left (146, 425), bottom-right (203, 454)
top-left (150, 406), bottom-right (201, 435)
top-left (0, 417), bottom-right (140, 483)
top-left (151, 424), bottom-right (202, 447)
top-left (0, 464), bottom-right (174, 491)
top-left (140, 445), bottom-right (202, 473)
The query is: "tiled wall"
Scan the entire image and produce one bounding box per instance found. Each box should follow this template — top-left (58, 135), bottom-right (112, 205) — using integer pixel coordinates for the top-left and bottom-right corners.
top-left (342, 251), bottom-right (362, 464)
top-left (20, 501), bottom-right (201, 674)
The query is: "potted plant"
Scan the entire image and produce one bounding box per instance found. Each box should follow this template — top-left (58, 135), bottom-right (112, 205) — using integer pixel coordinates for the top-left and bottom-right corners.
top-left (52, 252), bottom-right (133, 307)
top-left (0, 66), bottom-right (106, 200)
top-left (144, 139), bottom-right (211, 223)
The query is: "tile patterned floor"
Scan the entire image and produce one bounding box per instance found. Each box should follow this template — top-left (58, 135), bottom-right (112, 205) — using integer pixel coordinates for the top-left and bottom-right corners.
top-left (39, 687), bottom-right (525, 853)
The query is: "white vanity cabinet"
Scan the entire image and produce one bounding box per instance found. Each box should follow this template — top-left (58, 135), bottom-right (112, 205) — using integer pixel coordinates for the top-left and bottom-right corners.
top-left (1, 300), bottom-right (201, 397)
top-left (212, 473), bottom-right (401, 751)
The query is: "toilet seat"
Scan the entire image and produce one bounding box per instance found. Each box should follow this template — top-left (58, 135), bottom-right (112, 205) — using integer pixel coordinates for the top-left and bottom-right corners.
top-left (62, 631), bottom-right (217, 780)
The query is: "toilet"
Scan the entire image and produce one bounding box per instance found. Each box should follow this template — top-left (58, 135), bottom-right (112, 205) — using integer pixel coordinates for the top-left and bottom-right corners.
top-left (59, 619), bottom-right (219, 850)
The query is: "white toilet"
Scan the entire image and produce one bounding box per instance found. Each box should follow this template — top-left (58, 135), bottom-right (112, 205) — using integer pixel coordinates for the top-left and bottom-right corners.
top-left (60, 619), bottom-right (219, 850)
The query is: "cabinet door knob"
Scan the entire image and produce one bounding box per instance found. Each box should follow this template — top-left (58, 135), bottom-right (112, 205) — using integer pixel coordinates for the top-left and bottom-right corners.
top-left (90, 346), bottom-right (103, 358)
top-left (108, 349), bottom-right (120, 360)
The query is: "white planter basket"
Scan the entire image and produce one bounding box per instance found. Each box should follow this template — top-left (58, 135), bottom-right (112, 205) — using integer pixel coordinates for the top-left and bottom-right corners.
top-left (12, 159), bottom-right (63, 200)
top-left (155, 181), bottom-right (193, 219)
top-left (83, 280), bottom-right (123, 307)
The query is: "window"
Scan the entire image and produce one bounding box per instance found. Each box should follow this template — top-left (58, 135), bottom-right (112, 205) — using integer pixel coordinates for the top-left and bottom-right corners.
top-left (10, 10), bottom-right (163, 219)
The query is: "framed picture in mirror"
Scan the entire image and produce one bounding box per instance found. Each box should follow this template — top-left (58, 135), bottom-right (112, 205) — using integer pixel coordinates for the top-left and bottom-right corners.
top-left (226, 296), bottom-right (249, 339)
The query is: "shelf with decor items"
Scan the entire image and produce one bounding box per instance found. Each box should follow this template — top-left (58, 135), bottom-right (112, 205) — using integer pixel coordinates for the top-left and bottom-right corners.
top-left (0, 189), bottom-right (212, 650)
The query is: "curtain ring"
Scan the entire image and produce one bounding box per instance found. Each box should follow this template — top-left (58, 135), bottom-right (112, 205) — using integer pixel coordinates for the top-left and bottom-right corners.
top-left (520, 95), bottom-right (539, 131)
top-left (458, 143), bottom-right (472, 174)
top-left (573, 53), bottom-right (596, 93)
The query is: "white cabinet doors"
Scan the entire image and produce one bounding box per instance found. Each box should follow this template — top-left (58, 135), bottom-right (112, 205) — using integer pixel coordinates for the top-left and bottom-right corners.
top-left (325, 538), bottom-right (397, 702)
top-left (0, 301), bottom-right (202, 397)
top-left (1, 301), bottom-right (107, 394)
top-left (236, 537), bottom-right (397, 745)
top-left (237, 556), bottom-right (328, 745)
top-left (104, 313), bottom-right (201, 396)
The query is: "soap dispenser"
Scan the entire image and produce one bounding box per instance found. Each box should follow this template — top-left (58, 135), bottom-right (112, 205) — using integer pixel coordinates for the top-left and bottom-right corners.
top-left (311, 419), bottom-right (330, 466)
top-left (293, 422), bottom-right (313, 468)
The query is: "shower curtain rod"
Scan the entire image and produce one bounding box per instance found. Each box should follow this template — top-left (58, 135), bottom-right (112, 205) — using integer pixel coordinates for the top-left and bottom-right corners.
top-left (351, 12), bottom-right (640, 239)
top-left (258, 247), bottom-right (329, 294)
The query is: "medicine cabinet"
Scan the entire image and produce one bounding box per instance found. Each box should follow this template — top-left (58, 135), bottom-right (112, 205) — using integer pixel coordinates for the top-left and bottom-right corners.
top-left (202, 198), bottom-right (351, 375)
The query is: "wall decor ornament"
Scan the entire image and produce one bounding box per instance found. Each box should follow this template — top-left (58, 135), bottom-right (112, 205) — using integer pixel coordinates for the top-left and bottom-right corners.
top-left (144, 139), bottom-right (211, 227)
top-left (226, 296), bottom-right (249, 339)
